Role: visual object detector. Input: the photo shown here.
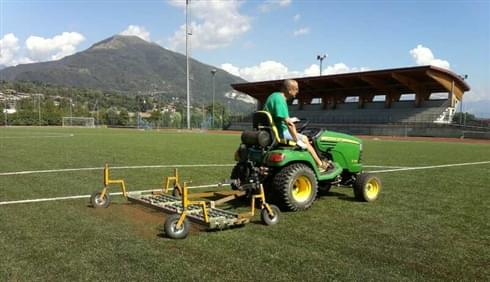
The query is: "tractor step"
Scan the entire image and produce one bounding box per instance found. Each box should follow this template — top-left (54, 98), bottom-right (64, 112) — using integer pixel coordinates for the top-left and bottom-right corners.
top-left (127, 192), bottom-right (249, 229)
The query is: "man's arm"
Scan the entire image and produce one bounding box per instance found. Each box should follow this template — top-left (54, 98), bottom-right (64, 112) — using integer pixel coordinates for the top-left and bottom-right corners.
top-left (285, 118), bottom-right (300, 141)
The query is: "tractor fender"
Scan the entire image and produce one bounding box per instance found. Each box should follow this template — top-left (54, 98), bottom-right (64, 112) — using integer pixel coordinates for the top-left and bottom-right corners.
top-left (264, 149), bottom-right (316, 168)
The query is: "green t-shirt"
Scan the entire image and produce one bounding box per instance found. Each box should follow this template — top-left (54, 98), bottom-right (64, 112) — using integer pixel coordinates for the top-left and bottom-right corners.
top-left (263, 92), bottom-right (289, 137)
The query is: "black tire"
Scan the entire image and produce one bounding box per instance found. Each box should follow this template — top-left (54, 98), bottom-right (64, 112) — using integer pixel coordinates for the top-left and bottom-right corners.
top-left (353, 173), bottom-right (381, 202)
top-left (164, 214), bottom-right (190, 239)
top-left (261, 205), bottom-right (280, 226)
top-left (90, 191), bottom-right (111, 208)
top-left (318, 181), bottom-right (332, 195)
top-left (273, 163), bottom-right (318, 211)
top-left (172, 186), bottom-right (181, 198)
top-left (230, 163), bottom-right (250, 190)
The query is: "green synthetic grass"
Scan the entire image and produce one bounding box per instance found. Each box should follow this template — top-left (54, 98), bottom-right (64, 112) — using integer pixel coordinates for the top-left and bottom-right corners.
top-left (1, 127), bottom-right (489, 281)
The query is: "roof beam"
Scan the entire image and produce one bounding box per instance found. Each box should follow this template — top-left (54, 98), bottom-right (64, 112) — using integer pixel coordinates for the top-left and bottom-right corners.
top-left (332, 78), bottom-right (353, 89)
top-left (392, 73), bottom-right (430, 107)
top-left (391, 73), bottom-right (422, 93)
top-left (360, 76), bottom-right (391, 91)
top-left (426, 69), bottom-right (464, 101)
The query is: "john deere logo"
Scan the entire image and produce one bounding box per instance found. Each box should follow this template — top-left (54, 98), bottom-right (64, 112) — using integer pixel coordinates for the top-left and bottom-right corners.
top-left (320, 137), bottom-right (360, 145)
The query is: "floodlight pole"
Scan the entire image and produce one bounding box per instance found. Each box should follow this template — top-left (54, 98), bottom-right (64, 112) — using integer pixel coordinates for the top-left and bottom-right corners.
top-left (186, 0), bottom-right (191, 129)
top-left (211, 69), bottom-right (217, 128)
top-left (36, 94), bottom-right (41, 126)
top-left (317, 54), bottom-right (327, 75)
top-left (458, 74), bottom-right (468, 126)
top-left (69, 97), bottom-right (73, 126)
top-left (3, 99), bottom-right (7, 126)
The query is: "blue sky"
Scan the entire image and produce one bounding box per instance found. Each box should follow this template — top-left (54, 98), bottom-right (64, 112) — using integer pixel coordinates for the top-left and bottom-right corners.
top-left (1, 0), bottom-right (489, 116)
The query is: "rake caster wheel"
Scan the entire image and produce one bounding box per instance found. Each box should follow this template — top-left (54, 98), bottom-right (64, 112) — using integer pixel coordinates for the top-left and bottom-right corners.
top-left (164, 214), bottom-right (190, 239)
top-left (261, 204), bottom-right (280, 226)
top-left (90, 191), bottom-right (111, 208)
top-left (353, 173), bottom-right (381, 202)
top-left (171, 186), bottom-right (181, 198)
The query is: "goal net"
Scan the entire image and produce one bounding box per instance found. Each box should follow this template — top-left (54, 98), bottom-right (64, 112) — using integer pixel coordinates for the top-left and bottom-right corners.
top-left (62, 117), bottom-right (95, 127)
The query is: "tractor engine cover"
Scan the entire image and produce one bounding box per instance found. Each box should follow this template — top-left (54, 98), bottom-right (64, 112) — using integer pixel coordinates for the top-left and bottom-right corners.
top-left (241, 130), bottom-right (272, 147)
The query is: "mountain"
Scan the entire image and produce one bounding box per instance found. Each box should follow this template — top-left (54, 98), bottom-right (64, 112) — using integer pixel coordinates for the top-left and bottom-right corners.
top-left (0, 35), bottom-right (251, 106)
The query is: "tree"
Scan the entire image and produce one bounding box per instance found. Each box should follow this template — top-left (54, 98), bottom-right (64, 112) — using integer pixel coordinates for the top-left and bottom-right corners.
top-left (162, 112), bottom-right (172, 128)
top-left (105, 108), bottom-right (120, 126)
top-left (453, 112), bottom-right (478, 125)
top-left (119, 108), bottom-right (129, 126)
top-left (172, 112), bottom-right (182, 128)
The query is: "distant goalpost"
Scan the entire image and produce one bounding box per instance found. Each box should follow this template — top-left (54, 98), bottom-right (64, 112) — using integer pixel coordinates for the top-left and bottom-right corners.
top-left (62, 117), bottom-right (95, 128)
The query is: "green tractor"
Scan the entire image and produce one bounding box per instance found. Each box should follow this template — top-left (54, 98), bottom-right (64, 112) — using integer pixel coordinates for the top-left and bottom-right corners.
top-left (230, 111), bottom-right (381, 211)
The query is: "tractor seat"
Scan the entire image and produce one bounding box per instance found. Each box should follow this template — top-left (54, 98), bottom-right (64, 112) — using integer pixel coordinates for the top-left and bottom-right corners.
top-left (252, 111), bottom-right (296, 147)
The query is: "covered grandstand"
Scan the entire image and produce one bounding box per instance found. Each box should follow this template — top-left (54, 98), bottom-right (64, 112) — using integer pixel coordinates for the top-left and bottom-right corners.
top-left (229, 65), bottom-right (483, 138)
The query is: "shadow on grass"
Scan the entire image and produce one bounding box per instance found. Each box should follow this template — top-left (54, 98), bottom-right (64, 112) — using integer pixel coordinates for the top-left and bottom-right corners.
top-left (318, 191), bottom-right (357, 202)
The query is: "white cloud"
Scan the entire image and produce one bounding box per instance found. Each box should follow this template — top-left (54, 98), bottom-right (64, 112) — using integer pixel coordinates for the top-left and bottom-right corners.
top-left (25, 32), bottom-right (85, 61)
top-left (303, 64), bottom-right (320, 76)
top-left (222, 61), bottom-right (297, 81)
top-left (167, 0), bottom-right (250, 51)
top-left (259, 0), bottom-right (292, 13)
top-left (293, 27), bottom-right (310, 36)
top-left (221, 63), bottom-right (241, 77)
top-left (410, 44), bottom-right (450, 69)
top-left (293, 14), bottom-right (301, 22)
top-left (0, 33), bottom-right (20, 66)
top-left (120, 25), bottom-right (151, 41)
top-left (323, 63), bottom-right (354, 74)
top-left (221, 61), bottom-right (368, 82)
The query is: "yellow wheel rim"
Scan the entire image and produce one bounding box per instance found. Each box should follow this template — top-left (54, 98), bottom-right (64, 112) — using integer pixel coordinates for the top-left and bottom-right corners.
top-left (292, 176), bottom-right (312, 203)
top-left (365, 178), bottom-right (380, 199)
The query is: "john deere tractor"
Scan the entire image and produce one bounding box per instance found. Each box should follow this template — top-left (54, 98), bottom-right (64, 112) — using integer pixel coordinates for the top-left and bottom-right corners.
top-left (230, 111), bottom-right (381, 211)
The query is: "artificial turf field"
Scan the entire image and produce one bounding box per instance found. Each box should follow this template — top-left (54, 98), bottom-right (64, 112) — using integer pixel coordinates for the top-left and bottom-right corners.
top-left (0, 127), bottom-right (489, 281)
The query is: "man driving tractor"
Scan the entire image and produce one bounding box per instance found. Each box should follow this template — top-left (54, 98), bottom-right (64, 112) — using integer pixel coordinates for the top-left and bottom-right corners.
top-left (263, 79), bottom-right (329, 173)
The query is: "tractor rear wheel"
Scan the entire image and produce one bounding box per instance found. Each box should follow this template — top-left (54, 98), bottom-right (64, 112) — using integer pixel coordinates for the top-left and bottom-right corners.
top-left (353, 173), bottom-right (381, 202)
top-left (273, 163), bottom-right (318, 211)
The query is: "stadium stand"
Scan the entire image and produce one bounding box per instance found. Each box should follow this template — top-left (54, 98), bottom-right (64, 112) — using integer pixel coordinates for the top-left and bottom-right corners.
top-left (228, 66), bottom-right (490, 139)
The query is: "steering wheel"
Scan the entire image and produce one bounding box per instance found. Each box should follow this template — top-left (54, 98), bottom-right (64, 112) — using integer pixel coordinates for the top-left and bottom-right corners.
top-left (295, 118), bottom-right (310, 133)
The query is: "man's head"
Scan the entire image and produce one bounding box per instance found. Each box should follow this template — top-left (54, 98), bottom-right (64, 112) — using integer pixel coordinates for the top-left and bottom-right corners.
top-left (281, 79), bottom-right (299, 100)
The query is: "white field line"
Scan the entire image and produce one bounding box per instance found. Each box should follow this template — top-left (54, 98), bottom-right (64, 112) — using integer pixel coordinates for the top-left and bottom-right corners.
top-left (0, 134), bottom-right (74, 139)
top-left (368, 160), bottom-right (490, 173)
top-left (364, 165), bottom-right (410, 169)
top-left (0, 184), bottom-right (229, 206)
top-left (1, 161), bottom-right (489, 206)
top-left (0, 164), bottom-right (236, 176)
top-left (0, 164), bottom-right (407, 177)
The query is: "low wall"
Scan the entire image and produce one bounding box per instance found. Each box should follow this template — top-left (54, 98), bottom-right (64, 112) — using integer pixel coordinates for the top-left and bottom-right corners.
top-left (227, 122), bottom-right (490, 140)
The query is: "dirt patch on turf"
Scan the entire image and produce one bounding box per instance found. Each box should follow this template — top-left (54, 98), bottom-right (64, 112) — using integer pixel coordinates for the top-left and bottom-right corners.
top-left (357, 135), bottom-right (490, 144)
top-left (92, 203), bottom-right (201, 239)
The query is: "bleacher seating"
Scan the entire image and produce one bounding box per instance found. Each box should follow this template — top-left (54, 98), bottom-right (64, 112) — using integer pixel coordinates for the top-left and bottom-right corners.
top-left (288, 99), bottom-right (451, 124)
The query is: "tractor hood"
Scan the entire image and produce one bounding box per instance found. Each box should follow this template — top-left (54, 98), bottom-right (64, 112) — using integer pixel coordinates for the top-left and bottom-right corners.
top-left (318, 131), bottom-right (362, 145)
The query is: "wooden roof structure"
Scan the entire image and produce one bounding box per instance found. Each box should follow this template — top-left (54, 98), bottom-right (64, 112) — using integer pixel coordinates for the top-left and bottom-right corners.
top-left (231, 65), bottom-right (470, 108)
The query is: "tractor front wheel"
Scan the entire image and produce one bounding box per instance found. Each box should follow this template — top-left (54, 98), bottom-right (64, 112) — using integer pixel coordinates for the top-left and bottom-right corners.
top-left (90, 191), bottom-right (111, 208)
top-left (273, 163), bottom-right (318, 211)
top-left (353, 173), bottom-right (381, 202)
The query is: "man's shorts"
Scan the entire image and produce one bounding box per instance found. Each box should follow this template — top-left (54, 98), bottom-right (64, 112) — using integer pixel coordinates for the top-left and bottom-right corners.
top-left (282, 130), bottom-right (307, 142)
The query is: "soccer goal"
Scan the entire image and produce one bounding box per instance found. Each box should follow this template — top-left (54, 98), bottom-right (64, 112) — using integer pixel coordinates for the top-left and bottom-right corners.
top-left (62, 117), bottom-right (95, 127)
